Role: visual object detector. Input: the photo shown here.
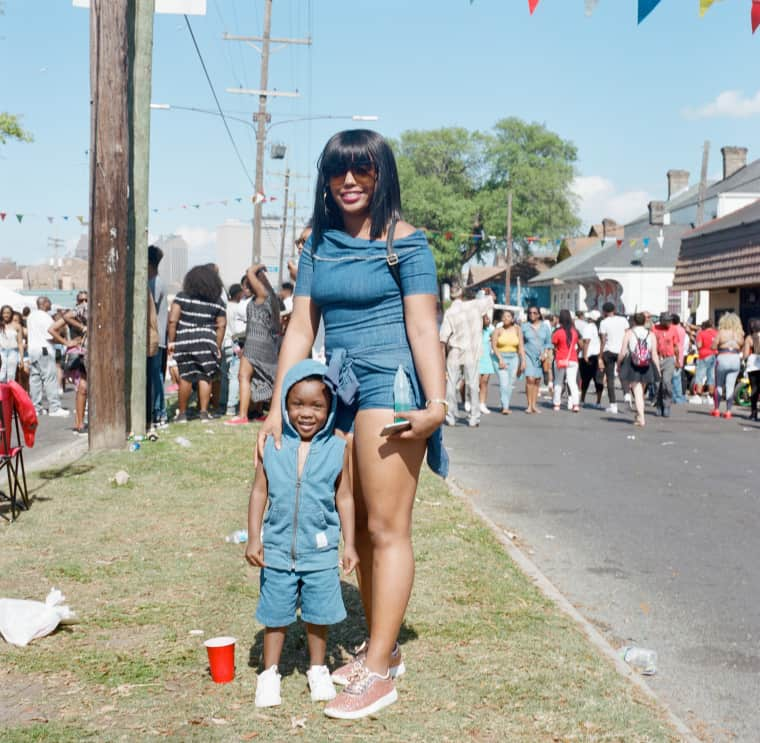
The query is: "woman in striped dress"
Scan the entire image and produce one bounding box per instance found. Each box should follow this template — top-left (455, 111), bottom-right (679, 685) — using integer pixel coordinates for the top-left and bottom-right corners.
top-left (167, 265), bottom-right (227, 422)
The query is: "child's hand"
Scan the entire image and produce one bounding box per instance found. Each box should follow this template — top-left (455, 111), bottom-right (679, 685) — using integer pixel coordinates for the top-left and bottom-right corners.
top-left (341, 545), bottom-right (359, 575)
top-left (245, 538), bottom-right (265, 568)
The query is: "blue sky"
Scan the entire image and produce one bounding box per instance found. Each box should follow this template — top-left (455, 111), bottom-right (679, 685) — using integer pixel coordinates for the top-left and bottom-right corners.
top-left (1, 0), bottom-right (758, 266)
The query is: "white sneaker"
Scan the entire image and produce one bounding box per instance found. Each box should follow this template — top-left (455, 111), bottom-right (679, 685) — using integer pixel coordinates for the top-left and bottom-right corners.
top-left (255, 665), bottom-right (282, 707)
top-left (605, 404), bottom-right (619, 414)
top-left (479, 403), bottom-right (491, 415)
top-left (464, 400), bottom-right (471, 413)
top-left (307, 664), bottom-right (336, 702)
top-left (623, 392), bottom-right (632, 404)
top-left (48, 408), bottom-right (71, 417)
top-left (689, 395), bottom-right (703, 405)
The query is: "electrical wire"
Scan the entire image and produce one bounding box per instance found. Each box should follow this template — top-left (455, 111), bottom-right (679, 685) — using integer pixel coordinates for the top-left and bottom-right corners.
top-left (183, 14), bottom-right (255, 189)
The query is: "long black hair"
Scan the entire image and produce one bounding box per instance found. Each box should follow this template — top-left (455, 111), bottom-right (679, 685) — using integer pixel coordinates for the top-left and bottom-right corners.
top-left (182, 264), bottom-right (224, 303)
top-left (0, 304), bottom-right (13, 331)
top-left (311, 130), bottom-right (401, 248)
top-left (558, 308), bottom-right (574, 346)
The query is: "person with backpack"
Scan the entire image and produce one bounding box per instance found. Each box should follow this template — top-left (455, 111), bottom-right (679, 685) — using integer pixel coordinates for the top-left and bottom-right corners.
top-left (617, 312), bottom-right (660, 427)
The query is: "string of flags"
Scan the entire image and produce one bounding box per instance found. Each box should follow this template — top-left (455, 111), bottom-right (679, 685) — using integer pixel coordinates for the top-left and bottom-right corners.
top-left (0, 193), bottom-right (276, 227)
top-left (525, 0), bottom-right (760, 33)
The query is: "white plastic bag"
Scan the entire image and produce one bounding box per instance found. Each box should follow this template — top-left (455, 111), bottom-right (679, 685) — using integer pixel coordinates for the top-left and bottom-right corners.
top-left (0, 588), bottom-right (76, 646)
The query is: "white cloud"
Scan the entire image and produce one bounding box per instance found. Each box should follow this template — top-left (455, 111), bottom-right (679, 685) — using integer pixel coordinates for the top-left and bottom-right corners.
top-left (572, 175), bottom-right (651, 228)
top-left (174, 225), bottom-right (217, 265)
top-left (682, 89), bottom-right (760, 120)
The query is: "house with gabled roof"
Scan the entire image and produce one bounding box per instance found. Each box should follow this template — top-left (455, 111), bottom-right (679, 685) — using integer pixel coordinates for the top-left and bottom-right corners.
top-left (529, 146), bottom-right (760, 316)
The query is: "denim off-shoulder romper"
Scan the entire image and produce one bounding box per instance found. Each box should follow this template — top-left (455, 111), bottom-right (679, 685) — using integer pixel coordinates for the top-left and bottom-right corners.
top-left (294, 229), bottom-right (448, 476)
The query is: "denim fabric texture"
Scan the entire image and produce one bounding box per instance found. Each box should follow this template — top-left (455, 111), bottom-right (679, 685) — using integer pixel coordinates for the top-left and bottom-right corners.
top-left (0, 348), bottom-right (19, 383)
top-left (496, 352), bottom-right (520, 410)
top-left (695, 356), bottom-right (716, 387)
top-left (261, 360), bottom-right (347, 572)
top-left (295, 230), bottom-right (448, 477)
top-left (256, 566), bottom-right (346, 627)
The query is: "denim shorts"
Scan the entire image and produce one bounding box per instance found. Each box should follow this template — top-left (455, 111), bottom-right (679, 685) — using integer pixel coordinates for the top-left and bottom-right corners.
top-left (255, 566), bottom-right (346, 627)
top-left (695, 357), bottom-right (716, 386)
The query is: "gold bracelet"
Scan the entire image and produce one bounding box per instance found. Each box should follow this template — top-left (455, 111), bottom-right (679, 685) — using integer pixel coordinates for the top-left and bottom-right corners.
top-left (425, 398), bottom-right (449, 414)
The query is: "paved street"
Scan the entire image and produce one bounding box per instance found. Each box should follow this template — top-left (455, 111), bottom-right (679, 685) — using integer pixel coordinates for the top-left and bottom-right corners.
top-left (445, 380), bottom-right (760, 743)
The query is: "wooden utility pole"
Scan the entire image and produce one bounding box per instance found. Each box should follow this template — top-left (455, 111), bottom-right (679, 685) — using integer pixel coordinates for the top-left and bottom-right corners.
top-left (696, 140), bottom-right (711, 227)
top-left (125, 0), bottom-right (155, 437)
top-left (277, 168), bottom-right (290, 285)
top-left (223, 4), bottom-right (310, 262)
top-left (88, 0), bottom-right (131, 449)
top-left (504, 190), bottom-right (513, 305)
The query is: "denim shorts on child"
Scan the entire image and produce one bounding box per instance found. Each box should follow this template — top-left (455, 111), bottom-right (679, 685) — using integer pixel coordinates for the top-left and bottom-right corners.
top-left (256, 566), bottom-right (346, 627)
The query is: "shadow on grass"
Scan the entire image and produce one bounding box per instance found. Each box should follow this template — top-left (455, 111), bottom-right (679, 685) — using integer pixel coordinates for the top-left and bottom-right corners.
top-left (37, 463), bottom-right (95, 481)
top-left (247, 580), bottom-right (418, 677)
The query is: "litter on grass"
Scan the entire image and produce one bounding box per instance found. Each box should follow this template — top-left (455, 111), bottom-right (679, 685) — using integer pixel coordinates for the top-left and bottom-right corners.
top-left (174, 437), bottom-right (192, 448)
top-left (0, 589), bottom-right (75, 646)
top-left (110, 470), bottom-right (130, 486)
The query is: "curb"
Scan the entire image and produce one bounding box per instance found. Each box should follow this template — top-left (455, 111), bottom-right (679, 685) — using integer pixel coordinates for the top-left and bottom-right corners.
top-left (26, 437), bottom-right (89, 473)
top-left (446, 476), bottom-right (700, 743)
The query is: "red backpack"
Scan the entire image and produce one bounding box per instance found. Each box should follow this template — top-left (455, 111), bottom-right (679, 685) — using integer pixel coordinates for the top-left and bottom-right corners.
top-left (631, 331), bottom-right (651, 368)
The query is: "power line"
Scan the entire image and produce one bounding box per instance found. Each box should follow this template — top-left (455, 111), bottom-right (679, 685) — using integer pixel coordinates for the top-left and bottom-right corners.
top-left (183, 14), bottom-right (254, 188)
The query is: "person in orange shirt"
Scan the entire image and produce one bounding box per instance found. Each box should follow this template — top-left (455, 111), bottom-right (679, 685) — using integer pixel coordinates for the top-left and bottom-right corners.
top-left (652, 313), bottom-right (680, 418)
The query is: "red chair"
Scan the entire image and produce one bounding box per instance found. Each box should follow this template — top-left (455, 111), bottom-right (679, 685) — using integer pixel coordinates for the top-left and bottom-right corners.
top-left (0, 383), bottom-right (30, 522)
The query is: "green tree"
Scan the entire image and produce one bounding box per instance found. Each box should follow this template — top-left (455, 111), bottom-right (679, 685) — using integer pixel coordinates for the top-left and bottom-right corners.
top-left (393, 119), bottom-right (580, 281)
top-left (481, 117), bottom-right (580, 256)
top-left (555, 239), bottom-right (572, 263)
top-left (0, 113), bottom-right (33, 145)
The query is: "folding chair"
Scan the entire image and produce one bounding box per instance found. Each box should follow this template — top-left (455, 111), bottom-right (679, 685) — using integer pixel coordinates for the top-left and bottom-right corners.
top-left (0, 383), bottom-right (30, 522)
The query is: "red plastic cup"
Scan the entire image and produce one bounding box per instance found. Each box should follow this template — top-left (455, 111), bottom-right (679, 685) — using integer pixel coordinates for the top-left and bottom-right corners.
top-left (204, 636), bottom-right (236, 683)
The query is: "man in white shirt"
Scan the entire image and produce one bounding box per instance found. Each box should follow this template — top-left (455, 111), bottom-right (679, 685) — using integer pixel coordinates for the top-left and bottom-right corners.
top-left (27, 296), bottom-right (68, 416)
top-left (598, 301), bottom-right (629, 414)
top-left (224, 283), bottom-right (250, 416)
top-left (439, 286), bottom-right (494, 427)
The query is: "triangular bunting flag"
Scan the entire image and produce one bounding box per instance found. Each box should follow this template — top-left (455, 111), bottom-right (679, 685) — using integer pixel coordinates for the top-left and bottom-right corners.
top-left (47, 216), bottom-right (54, 223)
top-left (16, 214), bottom-right (23, 223)
top-left (193, 204), bottom-right (200, 209)
top-left (77, 215), bottom-right (85, 225)
top-left (616, 239), bottom-right (623, 248)
top-left (63, 216), bottom-right (69, 221)
top-left (235, 197), bottom-right (243, 203)
top-left (643, 237), bottom-right (650, 247)
top-left (753, 0), bottom-right (760, 33)
top-left (528, 0), bottom-right (540, 14)
top-left (253, 192), bottom-right (266, 205)
top-left (221, 200), bottom-right (228, 206)
top-left (0, 213), bottom-right (6, 222)
top-left (657, 231), bottom-right (665, 249)
top-left (699, 0), bottom-right (715, 17)
top-left (638, 0), bottom-right (662, 24)
top-left (631, 239), bottom-right (638, 247)
top-left (585, 0), bottom-right (599, 16)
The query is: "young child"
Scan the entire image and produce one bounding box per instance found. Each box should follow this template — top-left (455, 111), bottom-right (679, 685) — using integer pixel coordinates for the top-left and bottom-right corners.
top-left (245, 359), bottom-right (358, 707)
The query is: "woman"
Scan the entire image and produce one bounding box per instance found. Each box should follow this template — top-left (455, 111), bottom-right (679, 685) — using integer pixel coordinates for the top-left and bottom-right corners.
top-left (0, 304), bottom-right (24, 383)
top-left (225, 265), bottom-right (281, 426)
top-left (741, 317), bottom-right (760, 421)
top-left (710, 312), bottom-right (744, 419)
top-left (478, 312), bottom-right (497, 414)
top-left (617, 312), bottom-right (660, 427)
top-left (521, 305), bottom-right (552, 414)
top-left (256, 130), bottom-right (446, 719)
top-left (490, 309), bottom-right (525, 414)
top-left (551, 309), bottom-right (580, 412)
top-left (49, 293), bottom-right (89, 434)
top-left (167, 265), bottom-right (226, 423)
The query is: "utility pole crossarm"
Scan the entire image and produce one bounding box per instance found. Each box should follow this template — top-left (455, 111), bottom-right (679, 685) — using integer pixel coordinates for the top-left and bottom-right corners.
top-left (223, 32), bottom-right (311, 46)
top-left (226, 88), bottom-right (300, 98)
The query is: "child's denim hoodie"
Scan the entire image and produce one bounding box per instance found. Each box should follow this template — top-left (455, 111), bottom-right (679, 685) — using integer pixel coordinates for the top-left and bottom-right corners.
top-left (262, 360), bottom-right (347, 572)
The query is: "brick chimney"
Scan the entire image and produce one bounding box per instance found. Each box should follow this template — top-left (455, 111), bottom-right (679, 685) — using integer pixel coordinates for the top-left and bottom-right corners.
top-left (648, 200), bottom-right (665, 226)
top-left (721, 146), bottom-right (748, 180)
top-left (667, 170), bottom-right (689, 200)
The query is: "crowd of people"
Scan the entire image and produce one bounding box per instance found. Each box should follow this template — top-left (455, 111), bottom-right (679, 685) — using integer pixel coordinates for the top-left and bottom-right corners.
top-left (0, 293), bottom-right (89, 432)
top-left (441, 294), bottom-right (760, 428)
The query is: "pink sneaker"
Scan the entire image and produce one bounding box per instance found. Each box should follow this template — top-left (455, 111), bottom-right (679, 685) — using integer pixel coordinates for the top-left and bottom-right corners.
top-left (223, 416), bottom-right (249, 426)
top-left (331, 641), bottom-right (405, 686)
top-left (324, 666), bottom-right (397, 720)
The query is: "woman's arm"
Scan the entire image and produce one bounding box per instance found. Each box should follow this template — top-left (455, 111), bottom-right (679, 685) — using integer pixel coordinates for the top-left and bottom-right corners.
top-left (397, 293), bottom-right (446, 439)
top-left (47, 316), bottom-right (71, 347)
top-left (214, 313), bottom-right (226, 354)
top-left (742, 334), bottom-right (753, 359)
top-left (166, 301), bottom-right (181, 352)
top-left (517, 327), bottom-right (526, 375)
top-left (256, 295), bottom-right (320, 461)
top-left (15, 326), bottom-right (24, 356)
top-left (617, 330), bottom-right (630, 368)
top-left (491, 328), bottom-right (505, 368)
top-left (245, 264), bottom-right (271, 303)
top-left (64, 309), bottom-right (86, 337)
top-left (711, 330), bottom-right (721, 351)
top-left (651, 335), bottom-right (661, 375)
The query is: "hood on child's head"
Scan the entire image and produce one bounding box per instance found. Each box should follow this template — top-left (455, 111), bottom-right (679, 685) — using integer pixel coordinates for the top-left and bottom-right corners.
top-left (280, 359), bottom-right (337, 443)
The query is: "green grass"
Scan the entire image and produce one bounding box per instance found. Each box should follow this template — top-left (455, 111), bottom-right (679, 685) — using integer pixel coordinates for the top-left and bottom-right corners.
top-left (0, 422), bottom-right (680, 741)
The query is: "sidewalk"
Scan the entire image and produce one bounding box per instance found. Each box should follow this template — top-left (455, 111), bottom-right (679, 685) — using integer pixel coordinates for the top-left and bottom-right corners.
top-left (0, 419), bottom-right (683, 741)
top-left (24, 388), bottom-right (87, 471)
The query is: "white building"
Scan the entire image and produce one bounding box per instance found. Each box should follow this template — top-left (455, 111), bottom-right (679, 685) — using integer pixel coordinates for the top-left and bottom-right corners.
top-left (216, 217), bottom-right (289, 289)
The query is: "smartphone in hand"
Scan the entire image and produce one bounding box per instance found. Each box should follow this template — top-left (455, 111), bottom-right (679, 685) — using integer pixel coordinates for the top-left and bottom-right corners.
top-left (380, 420), bottom-right (412, 437)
